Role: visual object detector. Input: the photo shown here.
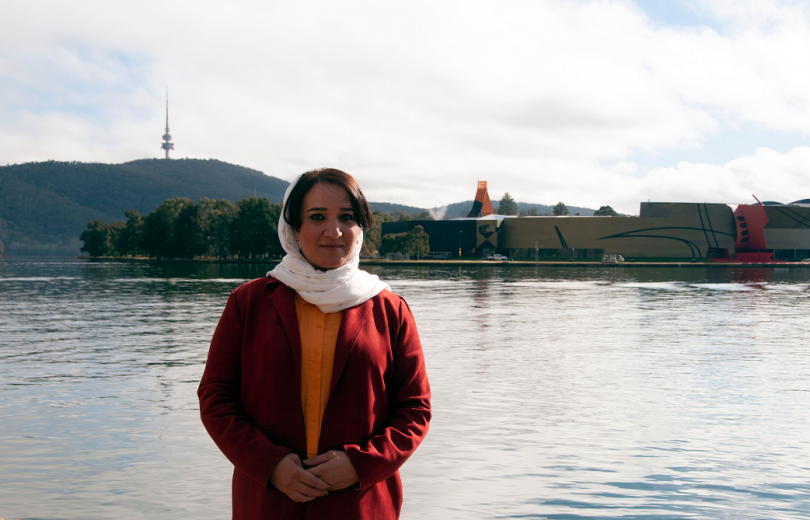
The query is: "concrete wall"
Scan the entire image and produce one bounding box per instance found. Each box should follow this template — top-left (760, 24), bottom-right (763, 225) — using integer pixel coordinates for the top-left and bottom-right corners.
top-left (498, 203), bottom-right (737, 259)
top-left (763, 206), bottom-right (810, 251)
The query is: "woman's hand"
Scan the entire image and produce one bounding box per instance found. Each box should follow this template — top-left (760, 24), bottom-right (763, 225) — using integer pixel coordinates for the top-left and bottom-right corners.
top-left (304, 450), bottom-right (359, 491)
top-left (269, 453), bottom-right (331, 502)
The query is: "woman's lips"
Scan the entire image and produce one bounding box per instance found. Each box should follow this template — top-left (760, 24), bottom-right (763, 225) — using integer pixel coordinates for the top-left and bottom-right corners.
top-left (320, 244), bottom-right (343, 251)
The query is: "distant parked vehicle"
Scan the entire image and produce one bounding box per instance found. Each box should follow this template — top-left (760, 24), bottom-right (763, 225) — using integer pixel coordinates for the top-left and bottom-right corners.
top-left (486, 254), bottom-right (508, 261)
top-left (602, 254), bottom-right (624, 263)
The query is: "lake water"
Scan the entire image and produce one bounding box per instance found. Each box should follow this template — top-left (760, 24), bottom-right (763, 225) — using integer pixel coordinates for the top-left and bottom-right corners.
top-left (1, 259), bottom-right (810, 519)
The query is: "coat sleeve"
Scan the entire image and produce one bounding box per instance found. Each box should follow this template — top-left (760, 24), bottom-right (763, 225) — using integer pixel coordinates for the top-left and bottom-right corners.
top-left (198, 290), bottom-right (292, 488)
top-left (344, 297), bottom-right (431, 490)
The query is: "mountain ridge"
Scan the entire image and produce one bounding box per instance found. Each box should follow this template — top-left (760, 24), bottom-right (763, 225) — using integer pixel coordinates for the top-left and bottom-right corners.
top-left (0, 159), bottom-right (289, 254)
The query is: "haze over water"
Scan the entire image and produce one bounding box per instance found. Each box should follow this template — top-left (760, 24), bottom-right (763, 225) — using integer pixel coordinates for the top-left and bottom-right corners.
top-left (1, 259), bottom-right (809, 519)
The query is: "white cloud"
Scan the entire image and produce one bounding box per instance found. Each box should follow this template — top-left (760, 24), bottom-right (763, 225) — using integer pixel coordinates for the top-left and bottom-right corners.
top-left (607, 146), bottom-right (810, 214)
top-left (2, 0), bottom-right (810, 214)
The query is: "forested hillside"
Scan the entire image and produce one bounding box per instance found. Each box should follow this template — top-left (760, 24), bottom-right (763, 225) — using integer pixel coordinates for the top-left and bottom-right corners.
top-left (368, 202), bottom-right (427, 214)
top-left (0, 159), bottom-right (289, 255)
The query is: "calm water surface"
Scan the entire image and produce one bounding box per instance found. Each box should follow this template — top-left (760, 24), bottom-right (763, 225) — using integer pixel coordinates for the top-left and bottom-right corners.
top-left (1, 259), bottom-right (809, 519)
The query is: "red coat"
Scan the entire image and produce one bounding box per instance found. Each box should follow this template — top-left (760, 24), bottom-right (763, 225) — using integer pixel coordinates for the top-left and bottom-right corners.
top-left (198, 277), bottom-right (431, 519)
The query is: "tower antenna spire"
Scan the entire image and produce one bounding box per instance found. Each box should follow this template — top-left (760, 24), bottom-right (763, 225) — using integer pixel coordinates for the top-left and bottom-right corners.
top-left (165, 87), bottom-right (169, 131)
top-left (161, 87), bottom-right (175, 159)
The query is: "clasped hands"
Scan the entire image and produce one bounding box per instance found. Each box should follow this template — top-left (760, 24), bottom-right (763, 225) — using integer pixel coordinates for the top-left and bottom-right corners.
top-left (269, 450), bottom-right (359, 503)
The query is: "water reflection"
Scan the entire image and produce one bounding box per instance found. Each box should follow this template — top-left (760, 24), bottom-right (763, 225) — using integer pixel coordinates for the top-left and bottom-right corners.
top-left (1, 259), bottom-right (810, 519)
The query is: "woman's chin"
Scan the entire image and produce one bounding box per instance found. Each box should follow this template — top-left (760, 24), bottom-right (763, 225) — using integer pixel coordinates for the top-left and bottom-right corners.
top-left (309, 256), bottom-right (349, 271)
top-left (299, 247), bottom-right (351, 271)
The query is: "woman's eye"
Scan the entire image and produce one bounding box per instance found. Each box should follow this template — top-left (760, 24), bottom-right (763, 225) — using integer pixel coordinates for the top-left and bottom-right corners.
top-left (340, 213), bottom-right (355, 221)
top-left (309, 213), bottom-right (325, 221)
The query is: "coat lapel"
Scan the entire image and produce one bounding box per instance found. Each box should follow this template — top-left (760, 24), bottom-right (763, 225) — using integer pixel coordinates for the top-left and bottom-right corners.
top-left (267, 281), bottom-right (302, 385)
top-left (330, 298), bottom-right (374, 399)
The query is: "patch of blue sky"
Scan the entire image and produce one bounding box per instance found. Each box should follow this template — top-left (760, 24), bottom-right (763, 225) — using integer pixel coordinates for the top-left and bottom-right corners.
top-left (630, 124), bottom-right (810, 174)
top-left (633, 0), bottom-right (726, 34)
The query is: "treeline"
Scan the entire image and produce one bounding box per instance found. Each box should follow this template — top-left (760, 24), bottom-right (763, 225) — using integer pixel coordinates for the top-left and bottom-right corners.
top-left (502, 198), bottom-right (618, 217)
top-left (80, 199), bottom-right (434, 260)
top-left (80, 197), bottom-right (283, 259)
top-left (379, 225), bottom-right (430, 258)
top-left (360, 209), bottom-right (432, 257)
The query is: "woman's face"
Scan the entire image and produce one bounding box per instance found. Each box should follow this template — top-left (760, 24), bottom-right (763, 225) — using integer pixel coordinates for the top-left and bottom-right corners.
top-left (294, 182), bottom-right (361, 270)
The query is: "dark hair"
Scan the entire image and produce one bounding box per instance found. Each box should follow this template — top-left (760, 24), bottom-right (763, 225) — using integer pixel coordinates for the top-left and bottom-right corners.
top-left (283, 168), bottom-right (374, 231)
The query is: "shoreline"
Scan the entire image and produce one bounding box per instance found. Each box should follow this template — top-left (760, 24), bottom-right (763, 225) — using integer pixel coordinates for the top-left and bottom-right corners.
top-left (361, 259), bottom-right (809, 268)
top-left (79, 256), bottom-right (810, 268)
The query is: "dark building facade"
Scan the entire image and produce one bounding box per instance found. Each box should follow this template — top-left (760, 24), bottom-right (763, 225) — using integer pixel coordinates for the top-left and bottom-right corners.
top-left (382, 219), bottom-right (481, 257)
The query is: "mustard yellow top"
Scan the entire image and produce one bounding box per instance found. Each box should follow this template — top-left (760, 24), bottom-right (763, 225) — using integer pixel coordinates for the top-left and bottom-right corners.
top-left (295, 293), bottom-right (342, 459)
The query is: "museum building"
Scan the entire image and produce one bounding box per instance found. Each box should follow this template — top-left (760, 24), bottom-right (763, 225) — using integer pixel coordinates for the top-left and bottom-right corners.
top-left (381, 182), bottom-right (810, 261)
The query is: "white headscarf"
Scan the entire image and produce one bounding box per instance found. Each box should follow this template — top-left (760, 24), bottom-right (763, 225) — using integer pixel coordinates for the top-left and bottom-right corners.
top-left (268, 172), bottom-right (390, 314)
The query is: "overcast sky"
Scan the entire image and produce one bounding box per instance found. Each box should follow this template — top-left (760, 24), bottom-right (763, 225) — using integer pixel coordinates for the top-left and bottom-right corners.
top-left (3, 0), bottom-right (810, 213)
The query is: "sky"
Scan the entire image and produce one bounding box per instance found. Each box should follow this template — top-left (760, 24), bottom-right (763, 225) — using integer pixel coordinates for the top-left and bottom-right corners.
top-left (2, 0), bottom-right (810, 214)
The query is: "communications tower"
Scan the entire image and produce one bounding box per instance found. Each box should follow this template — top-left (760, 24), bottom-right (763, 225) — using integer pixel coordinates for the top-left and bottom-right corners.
top-left (161, 88), bottom-right (174, 159)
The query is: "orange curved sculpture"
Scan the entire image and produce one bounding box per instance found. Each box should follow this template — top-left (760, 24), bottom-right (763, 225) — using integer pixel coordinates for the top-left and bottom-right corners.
top-left (468, 181), bottom-right (495, 218)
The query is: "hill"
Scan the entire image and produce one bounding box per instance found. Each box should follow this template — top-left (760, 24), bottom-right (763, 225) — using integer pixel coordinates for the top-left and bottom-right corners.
top-left (368, 202), bottom-right (427, 215)
top-left (0, 159), bottom-right (289, 255)
top-left (0, 158), bottom-right (600, 255)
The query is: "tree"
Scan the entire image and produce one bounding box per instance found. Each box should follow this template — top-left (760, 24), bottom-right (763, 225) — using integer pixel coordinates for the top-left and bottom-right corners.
top-left (379, 234), bottom-right (398, 257)
top-left (80, 218), bottom-right (112, 257)
top-left (142, 198), bottom-right (192, 259)
top-left (389, 210), bottom-right (434, 222)
top-left (553, 202), bottom-right (569, 216)
top-left (79, 196), bottom-right (284, 260)
top-left (362, 210), bottom-right (394, 256)
top-left (230, 197), bottom-right (281, 259)
top-left (142, 210), bottom-right (172, 259)
top-left (363, 210), bottom-right (432, 256)
top-left (174, 203), bottom-right (207, 259)
top-left (107, 221), bottom-right (125, 256)
top-left (200, 198), bottom-right (236, 259)
top-left (498, 193), bottom-right (518, 215)
top-left (410, 211), bottom-right (433, 221)
top-left (379, 225), bottom-right (430, 258)
top-left (593, 205), bottom-right (619, 216)
top-left (391, 210), bottom-right (410, 222)
top-left (406, 225), bottom-right (430, 258)
top-left (115, 210), bottom-right (145, 257)
top-left (519, 205), bottom-right (538, 217)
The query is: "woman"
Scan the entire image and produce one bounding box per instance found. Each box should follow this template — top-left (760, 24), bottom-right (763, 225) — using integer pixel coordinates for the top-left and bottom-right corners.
top-left (198, 168), bottom-right (431, 520)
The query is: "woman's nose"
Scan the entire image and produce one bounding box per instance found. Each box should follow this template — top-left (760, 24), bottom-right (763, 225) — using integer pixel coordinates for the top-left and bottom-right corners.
top-left (324, 220), bottom-right (342, 238)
